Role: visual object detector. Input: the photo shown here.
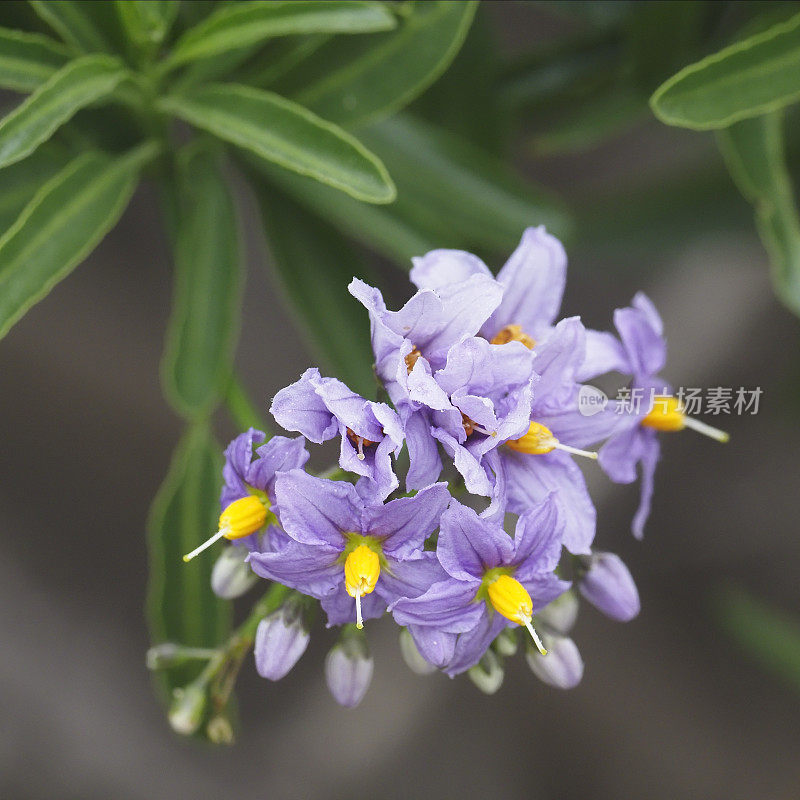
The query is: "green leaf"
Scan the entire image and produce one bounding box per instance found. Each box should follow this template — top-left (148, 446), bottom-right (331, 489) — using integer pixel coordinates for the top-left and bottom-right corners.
top-left (0, 25), bottom-right (69, 91)
top-left (0, 141), bottom-right (157, 341)
top-left (159, 83), bottom-right (395, 203)
top-left (115, 0), bottom-right (177, 47)
top-left (146, 422), bottom-right (231, 700)
top-left (290, 0), bottom-right (477, 129)
top-left (254, 182), bottom-right (376, 396)
top-left (712, 585), bottom-right (800, 695)
top-left (0, 143), bottom-right (69, 232)
top-left (717, 112), bottom-right (800, 316)
top-left (29, 0), bottom-right (113, 53)
top-left (165, 0), bottom-right (396, 70)
top-left (650, 12), bottom-right (800, 130)
top-left (162, 148), bottom-right (243, 419)
top-left (360, 115), bottom-right (573, 250)
top-left (0, 54), bottom-right (129, 169)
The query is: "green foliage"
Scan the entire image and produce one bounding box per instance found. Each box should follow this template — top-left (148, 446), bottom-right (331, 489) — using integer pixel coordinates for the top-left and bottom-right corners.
top-left (159, 83), bottom-right (396, 202)
top-left (161, 146), bottom-right (243, 418)
top-left (0, 25), bottom-right (69, 91)
top-left (146, 422), bottom-right (231, 701)
top-left (717, 112), bottom-right (800, 316)
top-left (30, 0), bottom-right (114, 54)
top-left (651, 13), bottom-right (800, 130)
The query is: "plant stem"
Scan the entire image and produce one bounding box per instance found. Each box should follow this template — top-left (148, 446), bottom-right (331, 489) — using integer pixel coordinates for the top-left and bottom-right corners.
top-left (226, 376), bottom-right (272, 434)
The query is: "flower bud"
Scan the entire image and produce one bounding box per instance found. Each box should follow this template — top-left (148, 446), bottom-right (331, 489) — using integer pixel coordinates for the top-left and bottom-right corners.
top-left (399, 627), bottom-right (437, 675)
top-left (146, 643), bottom-right (181, 671)
top-left (211, 545), bottom-right (258, 599)
top-left (206, 715), bottom-right (234, 745)
top-left (536, 590), bottom-right (579, 634)
top-left (324, 626), bottom-right (373, 708)
top-left (168, 684), bottom-right (207, 736)
top-left (526, 632), bottom-right (583, 690)
top-left (579, 552), bottom-right (640, 622)
top-left (468, 649), bottom-right (504, 695)
top-left (492, 627), bottom-right (518, 657)
top-left (254, 598), bottom-right (310, 681)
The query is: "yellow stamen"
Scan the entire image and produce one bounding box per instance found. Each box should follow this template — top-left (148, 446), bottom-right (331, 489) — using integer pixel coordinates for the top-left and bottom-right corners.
top-left (487, 575), bottom-right (547, 655)
top-left (642, 395), bottom-right (729, 442)
top-left (182, 495), bottom-right (267, 562)
top-left (344, 544), bottom-right (381, 629)
top-left (506, 421), bottom-right (598, 460)
top-left (491, 324), bottom-right (536, 350)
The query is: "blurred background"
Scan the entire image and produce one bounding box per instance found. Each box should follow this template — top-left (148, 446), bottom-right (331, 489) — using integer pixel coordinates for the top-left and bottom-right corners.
top-left (1, 2), bottom-right (799, 799)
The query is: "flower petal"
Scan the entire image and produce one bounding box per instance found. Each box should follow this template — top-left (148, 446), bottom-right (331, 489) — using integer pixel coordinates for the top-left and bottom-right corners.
top-left (321, 584), bottom-right (386, 627)
top-left (407, 624), bottom-right (457, 668)
top-left (390, 578), bottom-right (483, 633)
top-left (511, 492), bottom-right (563, 573)
top-left (444, 611), bottom-right (508, 676)
top-left (410, 248), bottom-right (490, 290)
top-left (632, 430), bottom-right (660, 539)
top-left (248, 539), bottom-right (341, 599)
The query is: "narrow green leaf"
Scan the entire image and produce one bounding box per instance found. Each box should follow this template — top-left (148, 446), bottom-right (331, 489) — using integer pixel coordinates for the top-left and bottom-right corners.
top-left (290, 0), bottom-right (477, 128)
top-left (255, 182), bottom-right (376, 396)
top-left (159, 83), bottom-right (395, 203)
top-left (0, 25), bottom-right (69, 91)
top-left (0, 141), bottom-right (158, 340)
top-left (233, 33), bottom-right (332, 89)
top-left (162, 148), bottom-right (243, 419)
top-left (717, 112), bottom-right (800, 316)
top-left (650, 13), bottom-right (800, 130)
top-left (115, 0), bottom-right (178, 46)
top-left (29, 0), bottom-right (113, 53)
top-left (0, 143), bottom-right (69, 232)
top-left (360, 115), bottom-right (573, 249)
top-left (712, 585), bottom-right (800, 695)
top-left (147, 422), bottom-right (231, 700)
top-left (0, 54), bottom-right (129, 169)
top-left (165, 0), bottom-right (396, 70)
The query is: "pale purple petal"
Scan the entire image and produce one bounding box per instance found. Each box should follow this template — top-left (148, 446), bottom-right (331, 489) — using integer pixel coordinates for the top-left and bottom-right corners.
top-left (248, 539), bottom-right (341, 598)
top-left (270, 368), bottom-right (338, 443)
top-left (519, 573), bottom-right (571, 611)
top-left (437, 501), bottom-right (514, 581)
top-left (433, 429), bottom-right (494, 497)
top-left (321, 585), bottom-right (386, 627)
top-left (404, 410), bottom-right (443, 490)
top-left (576, 328), bottom-right (627, 381)
top-left (511, 493), bottom-right (563, 573)
top-left (614, 292), bottom-right (666, 379)
top-left (390, 579), bottom-right (484, 633)
top-left (538, 402), bottom-right (622, 449)
top-left (376, 552), bottom-right (447, 602)
top-left (598, 423), bottom-right (649, 484)
top-left (274, 470), bottom-right (362, 547)
top-left (632, 431), bottom-right (660, 539)
top-left (444, 611), bottom-right (509, 676)
top-left (254, 611), bottom-right (310, 681)
top-left (325, 637), bottom-right (373, 708)
top-left (579, 552), bottom-right (640, 621)
top-left (485, 226), bottom-right (567, 340)
top-left (530, 316), bottom-right (586, 410)
top-left (407, 625), bottom-right (457, 668)
top-left (502, 449), bottom-right (595, 555)
top-left (526, 632), bottom-right (583, 689)
top-left (410, 248), bottom-right (490, 290)
top-left (366, 483), bottom-right (450, 558)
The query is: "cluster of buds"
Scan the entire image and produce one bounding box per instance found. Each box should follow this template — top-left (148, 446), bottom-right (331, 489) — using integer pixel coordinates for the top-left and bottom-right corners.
top-left (182, 227), bottom-right (728, 708)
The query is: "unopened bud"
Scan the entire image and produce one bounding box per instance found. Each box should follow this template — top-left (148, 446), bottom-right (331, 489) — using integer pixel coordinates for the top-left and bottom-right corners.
top-left (206, 715), bottom-right (234, 745)
top-left (579, 552), bottom-right (640, 622)
top-left (536, 590), bottom-right (579, 634)
top-left (399, 627), bottom-right (437, 675)
top-left (146, 643), bottom-right (181, 670)
top-left (168, 684), bottom-right (207, 736)
top-left (526, 632), bottom-right (583, 690)
top-left (493, 627), bottom-right (518, 657)
top-left (254, 599), bottom-right (310, 681)
top-left (468, 649), bottom-right (504, 695)
top-left (211, 545), bottom-right (258, 599)
top-left (324, 626), bottom-right (373, 708)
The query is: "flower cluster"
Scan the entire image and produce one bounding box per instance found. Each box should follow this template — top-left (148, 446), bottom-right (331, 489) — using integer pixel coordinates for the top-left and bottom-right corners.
top-left (187, 227), bottom-right (728, 706)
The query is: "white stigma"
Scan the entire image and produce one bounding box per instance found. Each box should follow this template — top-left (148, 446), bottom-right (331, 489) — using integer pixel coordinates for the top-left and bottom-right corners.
top-left (355, 589), bottom-right (364, 629)
top-left (553, 441), bottom-right (598, 460)
top-left (682, 416), bottom-right (730, 443)
top-left (356, 437), bottom-right (366, 461)
top-left (522, 615), bottom-right (548, 655)
top-left (182, 528), bottom-right (228, 562)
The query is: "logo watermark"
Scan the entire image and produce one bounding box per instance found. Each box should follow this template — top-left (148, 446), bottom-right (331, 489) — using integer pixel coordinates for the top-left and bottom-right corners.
top-left (577, 386), bottom-right (763, 417)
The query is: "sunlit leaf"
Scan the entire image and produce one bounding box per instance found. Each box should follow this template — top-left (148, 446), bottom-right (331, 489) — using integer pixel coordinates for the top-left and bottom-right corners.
top-left (160, 83), bottom-right (395, 203)
top-left (0, 54), bottom-right (129, 169)
top-left (115, 0), bottom-right (178, 47)
top-left (0, 141), bottom-right (157, 340)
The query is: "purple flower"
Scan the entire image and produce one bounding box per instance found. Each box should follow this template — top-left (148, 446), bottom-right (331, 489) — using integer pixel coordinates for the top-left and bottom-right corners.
top-left (390, 496), bottom-right (569, 676)
top-left (409, 226), bottom-right (622, 381)
top-left (325, 626), bottom-right (373, 708)
top-left (525, 631), bottom-right (584, 689)
top-left (254, 594), bottom-right (311, 681)
top-left (493, 317), bottom-right (618, 554)
top-left (578, 551), bottom-right (640, 622)
top-left (270, 368), bottom-right (404, 500)
top-left (248, 470), bottom-right (450, 629)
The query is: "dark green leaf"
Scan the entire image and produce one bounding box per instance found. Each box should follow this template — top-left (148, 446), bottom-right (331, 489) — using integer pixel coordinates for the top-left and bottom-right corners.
top-left (29, 0), bottom-right (113, 53)
top-left (255, 182), bottom-right (376, 396)
top-left (160, 83), bottom-right (395, 203)
top-left (717, 112), bottom-right (800, 316)
top-left (712, 585), bottom-right (800, 695)
top-left (147, 422), bottom-right (231, 700)
top-left (651, 12), bottom-right (800, 130)
top-left (165, 0), bottom-right (396, 70)
top-left (162, 147), bottom-right (243, 419)
top-left (115, 0), bottom-right (177, 46)
top-left (291, 0), bottom-right (477, 129)
top-left (0, 141), bottom-right (157, 340)
top-left (0, 54), bottom-right (129, 169)
top-left (232, 33), bottom-right (331, 89)
top-left (0, 25), bottom-right (69, 91)
top-left (360, 115), bottom-right (573, 249)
